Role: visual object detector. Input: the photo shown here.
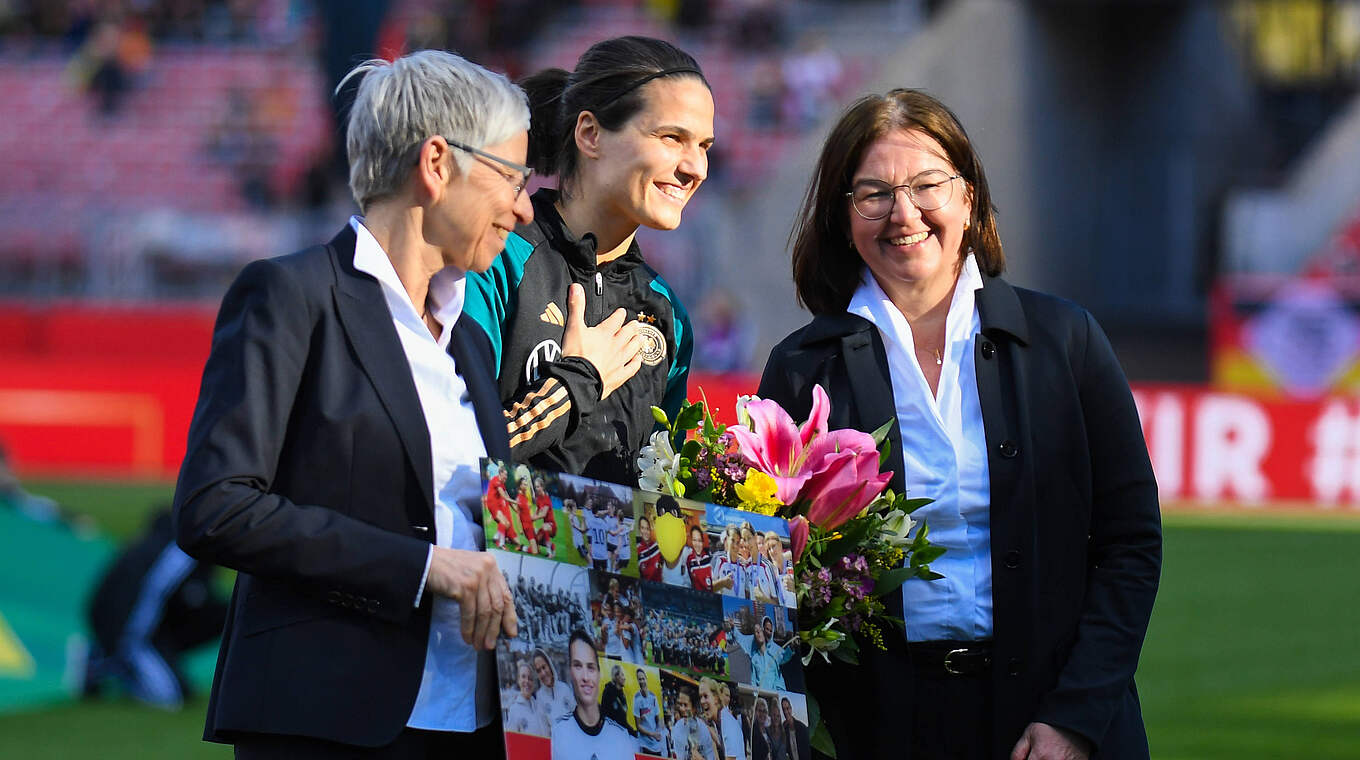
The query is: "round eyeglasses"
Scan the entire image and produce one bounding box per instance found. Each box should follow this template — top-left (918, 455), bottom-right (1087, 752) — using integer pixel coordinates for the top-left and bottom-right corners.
top-left (846, 169), bottom-right (962, 220)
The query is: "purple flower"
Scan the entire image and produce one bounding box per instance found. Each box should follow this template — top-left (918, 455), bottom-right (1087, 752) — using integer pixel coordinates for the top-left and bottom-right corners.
top-left (719, 454), bottom-right (749, 483)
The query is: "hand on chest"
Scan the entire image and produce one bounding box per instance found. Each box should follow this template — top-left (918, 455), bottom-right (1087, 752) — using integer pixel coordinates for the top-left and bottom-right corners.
top-left (517, 287), bottom-right (671, 385)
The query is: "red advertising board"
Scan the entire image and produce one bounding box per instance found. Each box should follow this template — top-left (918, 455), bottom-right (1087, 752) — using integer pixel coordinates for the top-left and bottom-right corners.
top-left (2, 304), bottom-right (1358, 510)
top-left (1133, 385), bottom-right (1360, 509)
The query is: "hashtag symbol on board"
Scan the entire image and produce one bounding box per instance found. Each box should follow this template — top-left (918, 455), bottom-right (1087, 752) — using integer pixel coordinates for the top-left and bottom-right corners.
top-left (1308, 401), bottom-right (1360, 504)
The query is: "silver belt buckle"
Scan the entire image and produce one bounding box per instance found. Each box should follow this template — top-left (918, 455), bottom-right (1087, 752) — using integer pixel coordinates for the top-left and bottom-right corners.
top-left (944, 648), bottom-right (970, 675)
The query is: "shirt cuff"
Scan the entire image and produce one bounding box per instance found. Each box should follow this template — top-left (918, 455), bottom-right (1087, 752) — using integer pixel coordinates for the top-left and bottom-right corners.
top-left (415, 545), bottom-right (433, 608)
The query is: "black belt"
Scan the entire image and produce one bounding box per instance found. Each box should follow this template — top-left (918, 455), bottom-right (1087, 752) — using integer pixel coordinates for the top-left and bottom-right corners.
top-left (907, 640), bottom-right (993, 677)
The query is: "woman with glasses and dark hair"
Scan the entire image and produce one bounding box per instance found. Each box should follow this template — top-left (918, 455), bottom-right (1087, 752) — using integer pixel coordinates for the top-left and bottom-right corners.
top-left (465, 35), bottom-right (715, 487)
top-left (757, 90), bottom-right (1161, 760)
top-left (173, 50), bottom-right (530, 757)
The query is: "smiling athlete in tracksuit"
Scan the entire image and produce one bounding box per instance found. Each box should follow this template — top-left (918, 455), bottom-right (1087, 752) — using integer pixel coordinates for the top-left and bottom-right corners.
top-left (465, 189), bottom-right (692, 486)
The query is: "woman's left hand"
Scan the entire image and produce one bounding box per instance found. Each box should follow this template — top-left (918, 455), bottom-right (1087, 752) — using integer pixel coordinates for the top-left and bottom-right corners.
top-left (1010, 722), bottom-right (1091, 760)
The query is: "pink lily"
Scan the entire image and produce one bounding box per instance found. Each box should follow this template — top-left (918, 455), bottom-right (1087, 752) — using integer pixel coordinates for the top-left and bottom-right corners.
top-left (801, 429), bottom-right (892, 531)
top-left (788, 516), bottom-right (809, 563)
top-left (728, 385), bottom-right (832, 503)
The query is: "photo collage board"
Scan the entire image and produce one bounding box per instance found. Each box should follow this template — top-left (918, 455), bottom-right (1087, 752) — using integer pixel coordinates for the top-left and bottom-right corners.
top-left (481, 458), bottom-right (812, 760)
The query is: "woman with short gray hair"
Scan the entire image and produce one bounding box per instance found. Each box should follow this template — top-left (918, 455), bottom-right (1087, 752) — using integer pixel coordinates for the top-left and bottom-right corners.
top-left (174, 49), bottom-right (533, 758)
top-left (343, 49), bottom-right (532, 211)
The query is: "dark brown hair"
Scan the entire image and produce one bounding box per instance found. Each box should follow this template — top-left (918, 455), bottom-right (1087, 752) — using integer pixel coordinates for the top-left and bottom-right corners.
top-left (520, 36), bottom-right (708, 194)
top-left (790, 89), bottom-right (1004, 314)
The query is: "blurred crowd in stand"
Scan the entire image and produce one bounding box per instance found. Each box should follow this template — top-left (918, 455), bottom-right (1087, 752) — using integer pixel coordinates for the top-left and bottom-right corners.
top-left (0, 0), bottom-right (291, 45)
top-left (0, 0), bottom-right (305, 113)
top-left (0, 0), bottom-right (875, 371)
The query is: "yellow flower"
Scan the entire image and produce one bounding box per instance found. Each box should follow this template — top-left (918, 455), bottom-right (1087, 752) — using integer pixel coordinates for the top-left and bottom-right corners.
top-left (735, 469), bottom-right (783, 516)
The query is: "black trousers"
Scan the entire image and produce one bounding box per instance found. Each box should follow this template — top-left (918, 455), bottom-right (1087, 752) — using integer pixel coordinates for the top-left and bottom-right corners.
top-left (907, 670), bottom-right (993, 760)
top-left (810, 664), bottom-right (994, 760)
top-left (233, 723), bottom-right (504, 759)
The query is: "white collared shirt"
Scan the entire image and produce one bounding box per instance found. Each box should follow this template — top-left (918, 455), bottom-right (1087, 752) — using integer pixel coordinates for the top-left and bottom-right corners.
top-left (847, 254), bottom-right (993, 642)
top-left (348, 217), bottom-right (492, 731)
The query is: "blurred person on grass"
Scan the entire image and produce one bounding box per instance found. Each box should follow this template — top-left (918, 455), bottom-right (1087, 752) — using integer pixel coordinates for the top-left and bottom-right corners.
top-left (173, 49), bottom-right (534, 758)
top-left (83, 505), bottom-right (227, 709)
top-left (0, 442), bottom-right (88, 531)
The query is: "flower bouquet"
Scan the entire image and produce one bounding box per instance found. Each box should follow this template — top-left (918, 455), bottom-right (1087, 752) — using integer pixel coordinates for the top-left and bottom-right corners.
top-left (638, 385), bottom-right (944, 755)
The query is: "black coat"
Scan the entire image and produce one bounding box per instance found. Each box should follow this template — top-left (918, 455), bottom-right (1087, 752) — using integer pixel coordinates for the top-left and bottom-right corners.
top-left (758, 275), bottom-right (1161, 759)
top-left (173, 225), bottom-right (511, 747)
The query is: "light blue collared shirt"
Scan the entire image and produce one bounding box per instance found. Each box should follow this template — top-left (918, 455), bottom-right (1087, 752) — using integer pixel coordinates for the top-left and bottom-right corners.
top-left (847, 255), bottom-right (993, 642)
top-left (349, 217), bottom-right (493, 730)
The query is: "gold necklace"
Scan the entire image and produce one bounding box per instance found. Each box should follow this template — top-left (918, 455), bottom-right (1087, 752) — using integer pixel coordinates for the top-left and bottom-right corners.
top-left (933, 347), bottom-right (942, 365)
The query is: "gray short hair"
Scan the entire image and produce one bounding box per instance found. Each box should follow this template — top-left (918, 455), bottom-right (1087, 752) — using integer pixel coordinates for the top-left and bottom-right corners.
top-left (338, 50), bottom-right (529, 211)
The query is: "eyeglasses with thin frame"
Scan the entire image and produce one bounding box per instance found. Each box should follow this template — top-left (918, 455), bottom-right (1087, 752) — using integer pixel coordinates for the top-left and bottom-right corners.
top-left (846, 169), bottom-right (962, 220)
top-left (445, 138), bottom-right (534, 199)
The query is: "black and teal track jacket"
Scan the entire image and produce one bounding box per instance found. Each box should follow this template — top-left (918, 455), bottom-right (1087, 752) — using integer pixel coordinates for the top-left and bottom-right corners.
top-left (464, 189), bottom-right (693, 486)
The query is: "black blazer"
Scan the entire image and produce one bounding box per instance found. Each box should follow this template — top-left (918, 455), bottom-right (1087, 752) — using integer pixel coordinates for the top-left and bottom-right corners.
top-left (758, 275), bottom-right (1161, 759)
top-left (173, 225), bottom-right (511, 747)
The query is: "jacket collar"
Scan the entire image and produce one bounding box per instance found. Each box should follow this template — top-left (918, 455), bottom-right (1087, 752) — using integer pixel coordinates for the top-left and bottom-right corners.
top-left (326, 224), bottom-right (436, 517)
top-left (795, 310), bottom-right (876, 346)
top-left (975, 272), bottom-right (1029, 345)
top-left (795, 271), bottom-right (1030, 347)
top-left (529, 187), bottom-right (645, 273)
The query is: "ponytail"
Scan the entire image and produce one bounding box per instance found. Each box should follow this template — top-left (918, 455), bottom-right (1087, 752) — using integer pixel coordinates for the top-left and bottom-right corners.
top-left (520, 67), bottom-right (570, 175)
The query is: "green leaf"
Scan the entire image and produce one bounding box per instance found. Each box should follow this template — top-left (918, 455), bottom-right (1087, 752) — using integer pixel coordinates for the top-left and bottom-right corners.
top-left (869, 417), bottom-right (893, 447)
top-left (806, 694), bottom-right (822, 744)
top-left (838, 634), bottom-right (861, 658)
top-left (689, 487), bottom-right (715, 503)
top-left (913, 522), bottom-right (931, 544)
top-left (872, 566), bottom-right (914, 597)
top-left (911, 545), bottom-right (947, 565)
top-left (810, 719), bottom-right (838, 758)
top-left (680, 439), bottom-right (702, 462)
top-left (673, 401), bottom-right (705, 434)
top-left (868, 418), bottom-right (893, 466)
top-left (831, 645), bottom-right (859, 666)
top-left (818, 518), bottom-right (875, 564)
top-left (916, 568), bottom-right (945, 581)
top-left (674, 481), bottom-right (686, 498)
top-left (900, 497), bottom-right (933, 513)
top-left (651, 406), bottom-right (669, 427)
top-left (699, 387), bottom-right (721, 438)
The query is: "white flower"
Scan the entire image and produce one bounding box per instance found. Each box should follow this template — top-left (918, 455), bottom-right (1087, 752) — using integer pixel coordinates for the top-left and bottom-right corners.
top-left (637, 431), bottom-right (681, 495)
top-left (637, 430), bottom-right (676, 471)
top-left (799, 619), bottom-right (846, 665)
top-left (734, 394), bottom-right (759, 428)
top-left (879, 509), bottom-right (917, 547)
